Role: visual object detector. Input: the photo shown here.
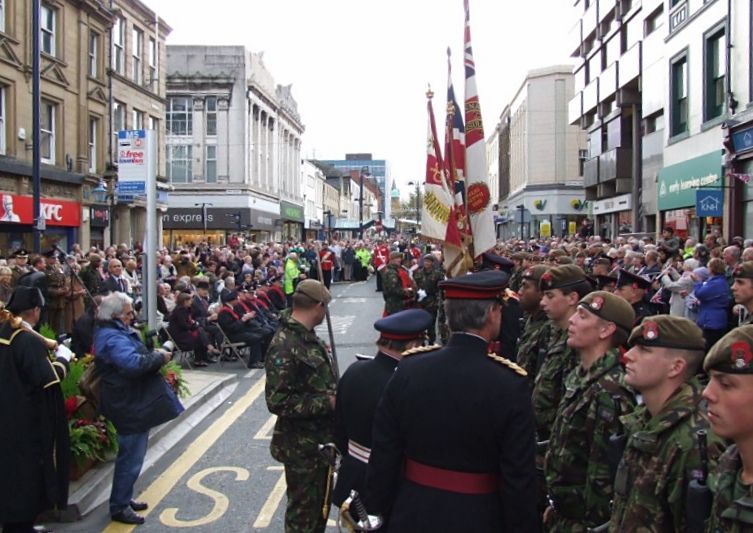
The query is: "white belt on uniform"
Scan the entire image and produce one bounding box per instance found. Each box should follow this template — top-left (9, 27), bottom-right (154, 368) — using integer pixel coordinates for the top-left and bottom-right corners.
top-left (347, 439), bottom-right (371, 464)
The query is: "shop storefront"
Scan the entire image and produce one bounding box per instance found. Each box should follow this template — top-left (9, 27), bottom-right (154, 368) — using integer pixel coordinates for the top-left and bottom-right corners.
top-left (657, 150), bottom-right (723, 240)
top-left (591, 194), bottom-right (632, 240)
top-left (723, 118), bottom-right (753, 239)
top-left (89, 206), bottom-right (110, 250)
top-left (280, 201), bottom-right (304, 241)
top-left (0, 193), bottom-right (81, 254)
top-left (161, 207), bottom-right (280, 248)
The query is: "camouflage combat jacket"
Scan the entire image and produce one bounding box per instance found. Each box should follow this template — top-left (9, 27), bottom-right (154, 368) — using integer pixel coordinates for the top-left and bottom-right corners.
top-left (515, 312), bottom-right (552, 382)
top-left (532, 326), bottom-right (577, 440)
top-left (265, 311), bottom-right (337, 465)
top-left (609, 378), bottom-right (725, 532)
top-left (382, 264), bottom-right (406, 315)
top-left (708, 445), bottom-right (753, 532)
top-left (45, 266), bottom-right (68, 310)
top-left (509, 269), bottom-right (524, 293)
top-left (412, 267), bottom-right (444, 311)
top-left (545, 348), bottom-right (636, 530)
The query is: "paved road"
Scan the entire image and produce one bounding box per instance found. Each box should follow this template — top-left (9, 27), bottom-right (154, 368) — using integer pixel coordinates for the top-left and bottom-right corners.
top-left (53, 277), bottom-right (385, 533)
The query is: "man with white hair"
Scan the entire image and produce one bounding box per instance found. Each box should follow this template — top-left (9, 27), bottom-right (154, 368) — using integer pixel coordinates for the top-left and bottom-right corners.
top-left (743, 247), bottom-right (753, 262)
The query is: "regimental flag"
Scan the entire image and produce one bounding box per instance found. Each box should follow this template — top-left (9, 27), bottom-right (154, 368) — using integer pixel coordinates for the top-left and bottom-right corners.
top-left (463, 0), bottom-right (496, 258)
top-left (444, 48), bottom-right (469, 243)
top-left (423, 89), bottom-right (464, 276)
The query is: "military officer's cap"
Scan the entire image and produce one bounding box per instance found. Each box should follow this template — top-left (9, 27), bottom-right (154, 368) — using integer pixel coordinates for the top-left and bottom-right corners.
top-left (11, 249), bottom-right (28, 258)
top-left (627, 315), bottom-right (705, 351)
top-left (439, 270), bottom-right (509, 300)
top-left (389, 251), bottom-right (403, 260)
top-left (538, 264), bottom-right (588, 291)
top-left (703, 325), bottom-right (753, 374)
top-left (221, 290), bottom-right (239, 303)
top-left (521, 265), bottom-right (549, 284)
top-left (374, 309), bottom-right (433, 341)
top-left (596, 274), bottom-right (618, 290)
top-left (480, 253), bottom-right (514, 272)
top-left (6, 286), bottom-right (46, 314)
top-left (295, 279), bottom-right (332, 305)
top-left (733, 261), bottom-right (753, 280)
top-left (578, 291), bottom-right (636, 340)
top-left (616, 269), bottom-right (652, 290)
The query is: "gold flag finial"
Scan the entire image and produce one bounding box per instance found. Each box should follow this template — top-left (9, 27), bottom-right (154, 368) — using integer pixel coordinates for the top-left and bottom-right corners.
top-left (426, 84), bottom-right (434, 100)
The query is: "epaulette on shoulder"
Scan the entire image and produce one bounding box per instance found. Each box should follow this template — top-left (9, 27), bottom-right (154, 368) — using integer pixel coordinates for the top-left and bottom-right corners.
top-left (487, 353), bottom-right (527, 376)
top-left (401, 344), bottom-right (442, 357)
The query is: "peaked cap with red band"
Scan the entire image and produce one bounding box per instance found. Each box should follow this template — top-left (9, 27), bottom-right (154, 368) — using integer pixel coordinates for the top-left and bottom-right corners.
top-left (439, 270), bottom-right (509, 301)
top-left (374, 308), bottom-right (433, 341)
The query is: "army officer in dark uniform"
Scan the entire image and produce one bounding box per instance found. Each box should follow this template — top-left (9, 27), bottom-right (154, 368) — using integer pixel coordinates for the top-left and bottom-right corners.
top-left (478, 252), bottom-right (523, 360)
top-left (365, 271), bottom-right (539, 532)
top-left (615, 268), bottom-right (655, 326)
top-left (332, 308), bottom-right (433, 507)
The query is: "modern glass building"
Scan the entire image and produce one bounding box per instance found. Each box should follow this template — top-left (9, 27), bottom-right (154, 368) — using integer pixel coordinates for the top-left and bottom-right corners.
top-left (319, 154), bottom-right (393, 222)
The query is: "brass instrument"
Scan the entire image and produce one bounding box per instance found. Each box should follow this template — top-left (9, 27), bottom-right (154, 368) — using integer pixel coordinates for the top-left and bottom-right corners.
top-left (0, 305), bottom-right (60, 352)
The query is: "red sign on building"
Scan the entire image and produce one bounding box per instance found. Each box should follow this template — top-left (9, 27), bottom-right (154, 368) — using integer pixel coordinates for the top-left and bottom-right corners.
top-left (0, 194), bottom-right (81, 227)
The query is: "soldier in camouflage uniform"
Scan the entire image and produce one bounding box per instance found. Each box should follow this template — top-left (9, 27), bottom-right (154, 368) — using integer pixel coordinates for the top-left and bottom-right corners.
top-left (508, 252), bottom-right (530, 293)
top-left (608, 315), bottom-right (725, 532)
top-left (44, 249), bottom-right (69, 334)
top-left (381, 252), bottom-right (413, 316)
top-left (703, 325), bottom-right (753, 532)
top-left (264, 280), bottom-right (337, 533)
top-left (516, 264), bottom-right (552, 381)
top-left (731, 261), bottom-right (753, 326)
top-left (79, 254), bottom-right (104, 302)
top-left (412, 254), bottom-right (444, 344)
top-left (544, 291), bottom-right (636, 532)
top-left (534, 265), bottom-right (593, 440)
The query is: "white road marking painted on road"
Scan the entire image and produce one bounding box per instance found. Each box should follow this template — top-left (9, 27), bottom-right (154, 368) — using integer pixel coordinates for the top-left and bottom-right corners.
top-left (159, 467), bottom-right (250, 528)
top-left (337, 298), bottom-right (367, 304)
top-left (253, 466), bottom-right (286, 528)
top-left (254, 414), bottom-right (277, 440)
top-left (316, 315), bottom-right (355, 335)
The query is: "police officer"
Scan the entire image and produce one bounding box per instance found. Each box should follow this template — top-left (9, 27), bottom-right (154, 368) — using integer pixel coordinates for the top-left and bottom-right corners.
top-left (333, 308), bottom-right (433, 507)
top-left (516, 264), bottom-right (552, 381)
top-left (0, 287), bottom-right (71, 533)
top-left (702, 325), bottom-right (753, 531)
top-left (544, 291), bottom-right (636, 531)
top-left (264, 279), bottom-right (337, 533)
top-left (366, 271), bottom-right (539, 532)
top-left (615, 268), bottom-right (655, 326)
top-left (608, 315), bottom-right (725, 531)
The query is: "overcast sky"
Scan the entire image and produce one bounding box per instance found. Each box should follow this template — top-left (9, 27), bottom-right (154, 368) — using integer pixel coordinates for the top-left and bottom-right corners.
top-left (155, 0), bottom-right (576, 191)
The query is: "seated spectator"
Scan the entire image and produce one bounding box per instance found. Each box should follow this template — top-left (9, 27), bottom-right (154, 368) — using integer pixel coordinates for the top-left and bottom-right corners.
top-left (217, 290), bottom-right (265, 369)
top-left (168, 292), bottom-right (211, 367)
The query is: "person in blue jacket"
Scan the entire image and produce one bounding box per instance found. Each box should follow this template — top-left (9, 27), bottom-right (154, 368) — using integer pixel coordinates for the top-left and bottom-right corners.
top-left (693, 257), bottom-right (731, 352)
top-left (93, 292), bottom-right (184, 525)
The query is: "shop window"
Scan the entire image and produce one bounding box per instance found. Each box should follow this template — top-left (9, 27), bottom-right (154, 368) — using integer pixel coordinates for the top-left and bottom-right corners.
top-left (704, 26), bottom-right (726, 121)
top-left (167, 97), bottom-right (192, 136)
top-left (670, 52), bottom-right (689, 136)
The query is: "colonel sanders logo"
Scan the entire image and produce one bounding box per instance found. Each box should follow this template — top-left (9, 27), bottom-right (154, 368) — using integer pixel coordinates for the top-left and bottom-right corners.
top-left (731, 341), bottom-right (753, 369)
top-left (642, 321), bottom-right (659, 341)
top-left (590, 295), bottom-right (604, 311)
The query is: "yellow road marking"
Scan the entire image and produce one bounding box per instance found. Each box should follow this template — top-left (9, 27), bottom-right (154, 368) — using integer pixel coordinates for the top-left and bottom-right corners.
top-left (254, 413), bottom-right (277, 440)
top-left (102, 377), bottom-right (266, 533)
top-left (159, 467), bottom-right (250, 528)
top-left (253, 466), bottom-right (286, 528)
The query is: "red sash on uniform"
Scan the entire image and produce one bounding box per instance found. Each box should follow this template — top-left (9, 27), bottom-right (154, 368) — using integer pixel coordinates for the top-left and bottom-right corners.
top-left (404, 458), bottom-right (499, 494)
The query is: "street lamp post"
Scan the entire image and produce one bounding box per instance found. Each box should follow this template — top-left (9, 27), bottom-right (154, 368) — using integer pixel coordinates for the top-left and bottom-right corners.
top-left (92, 178), bottom-right (118, 246)
top-left (517, 204), bottom-right (525, 240)
top-left (359, 166), bottom-right (369, 239)
top-left (195, 202), bottom-right (213, 236)
top-left (407, 180), bottom-right (421, 233)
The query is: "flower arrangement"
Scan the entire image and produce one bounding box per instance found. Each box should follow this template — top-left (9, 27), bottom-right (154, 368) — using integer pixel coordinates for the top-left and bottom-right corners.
top-left (161, 360), bottom-right (190, 398)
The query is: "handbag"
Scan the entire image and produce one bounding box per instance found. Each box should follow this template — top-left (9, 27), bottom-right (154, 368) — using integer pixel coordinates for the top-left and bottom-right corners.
top-left (78, 362), bottom-right (102, 408)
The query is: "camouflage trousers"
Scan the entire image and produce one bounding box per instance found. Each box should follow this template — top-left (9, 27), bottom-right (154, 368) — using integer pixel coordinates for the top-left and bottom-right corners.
top-left (283, 460), bottom-right (329, 533)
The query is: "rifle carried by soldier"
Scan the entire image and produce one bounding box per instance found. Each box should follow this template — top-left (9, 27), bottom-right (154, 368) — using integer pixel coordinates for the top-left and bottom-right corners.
top-left (686, 429), bottom-right (712, 533)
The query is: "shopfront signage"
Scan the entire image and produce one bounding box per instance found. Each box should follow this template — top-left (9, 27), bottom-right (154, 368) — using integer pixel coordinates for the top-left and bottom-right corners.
top-left (658, 150), bottom-right (723, 210)
top-left (162, 207), bottom-right (280, 231)
top-left (0, 194), bottom-right (81, 226)
top-left (90, 206), bottom-right (110, 227)
top-left (280, 201), bottom-right (305, 223)
top-left (591, 193), bottom-right (632, 215)
top-left (732, 126), bottom-right (753, 155)
top-left (695, 189), bottom-right (724, 217)
top-left (117, 129), bottom-right (156, 198)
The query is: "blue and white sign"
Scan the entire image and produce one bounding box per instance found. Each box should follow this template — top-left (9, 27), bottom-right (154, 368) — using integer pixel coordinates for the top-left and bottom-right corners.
top-left (695, 189), bottom-right (724, 217)
top-left (117, 129), bottom-right (156, 203)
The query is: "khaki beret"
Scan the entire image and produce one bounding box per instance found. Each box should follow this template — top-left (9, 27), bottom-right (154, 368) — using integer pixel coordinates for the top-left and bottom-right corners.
top-left (578, 291), bottom-right (636, 340)
top-left (539, 264), bottom-right (589, 291)
top-left (295, 279), bottom-right (332, 304)
top-left (703, 325), bottom-right (753, 374)
top-left (628, 315), bottom-right (705, 351)
top-left (521, 265), bottom-right (549, 284)
top-left (389, 251), bottom-right (403, 260)
top-left (733, 261), bottom-right (753, 280)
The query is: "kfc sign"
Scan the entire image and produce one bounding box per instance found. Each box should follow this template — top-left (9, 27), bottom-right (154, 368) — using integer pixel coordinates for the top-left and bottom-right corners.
top-left (0, 194), bottom-right (81, 227)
